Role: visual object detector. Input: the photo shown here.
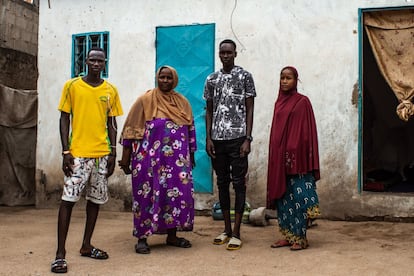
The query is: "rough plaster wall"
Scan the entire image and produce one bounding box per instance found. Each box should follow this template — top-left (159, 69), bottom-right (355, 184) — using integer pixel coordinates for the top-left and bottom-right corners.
top-left (37, 0), bottom-right (414, 218)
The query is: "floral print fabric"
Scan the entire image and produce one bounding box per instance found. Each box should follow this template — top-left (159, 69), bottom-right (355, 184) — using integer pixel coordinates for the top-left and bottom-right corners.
top-left (122, 118), bottom-right (196, 238)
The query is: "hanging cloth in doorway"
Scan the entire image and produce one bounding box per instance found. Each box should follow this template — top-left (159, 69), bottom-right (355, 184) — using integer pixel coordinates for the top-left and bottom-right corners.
top-left (364, 9), bottom-right (414, 121)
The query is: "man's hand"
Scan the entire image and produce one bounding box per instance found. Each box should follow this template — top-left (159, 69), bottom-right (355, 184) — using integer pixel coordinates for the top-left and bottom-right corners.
top-left (206, 138), bottom-right (216, 158)
top-left (106, 155), bottom-right (116, 177)
top-left (62, 153), bottom-right (74, 177)
top-left (240, 140), bottom-right (251, 158)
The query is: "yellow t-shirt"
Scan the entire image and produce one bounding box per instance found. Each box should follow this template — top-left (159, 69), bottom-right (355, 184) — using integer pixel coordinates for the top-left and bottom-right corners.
top-left (58, 77), bottom-right (123, 158)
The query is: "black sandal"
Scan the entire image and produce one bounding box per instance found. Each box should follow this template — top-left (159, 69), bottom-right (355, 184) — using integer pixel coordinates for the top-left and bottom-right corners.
top-left (51, 258), bottom-right (68, 273)
top-left (166, 237), bottom-right (192, 248)
top-left (80, 247), bottom-right (109, 259)
top-left (135, 238), bottom-right (151, 254)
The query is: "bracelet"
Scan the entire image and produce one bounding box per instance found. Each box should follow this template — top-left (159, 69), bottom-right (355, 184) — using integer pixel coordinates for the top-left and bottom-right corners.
top-left (110, 145), bottom-right (116, 148)
top-left (62, 150), bottom-right (71, 155)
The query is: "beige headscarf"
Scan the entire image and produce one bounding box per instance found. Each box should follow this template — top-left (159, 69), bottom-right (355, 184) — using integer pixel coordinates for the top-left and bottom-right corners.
top-left (121, 65), bottom-right (193, 140)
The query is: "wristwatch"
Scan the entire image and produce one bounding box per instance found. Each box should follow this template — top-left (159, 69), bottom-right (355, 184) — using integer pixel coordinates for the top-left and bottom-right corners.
top-left (245, 136), bottom-right (253, 142)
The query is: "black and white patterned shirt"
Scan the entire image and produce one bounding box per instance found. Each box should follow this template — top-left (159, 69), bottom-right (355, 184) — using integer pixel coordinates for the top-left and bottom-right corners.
top-left (204, 65), bottom-right (256, 140)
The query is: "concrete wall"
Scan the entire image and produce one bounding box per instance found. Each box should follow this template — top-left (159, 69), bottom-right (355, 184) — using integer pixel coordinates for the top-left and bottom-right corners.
top-left (0, 0), bottom-right (38, 89)
top-left (37, 0), bottom-right (414, 219)
top-left (0, 47), bottom-right (37, 89)
top-left (0, 1), bottom-right (38, 207)
top-left (0, 0), bottom-right (39, 56)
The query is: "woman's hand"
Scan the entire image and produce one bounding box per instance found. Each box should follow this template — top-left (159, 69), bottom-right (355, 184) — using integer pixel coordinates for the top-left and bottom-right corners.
top-left (118, 146), bottom-right (132, 175)
top-left (190, 152), bottom-right (196, 169)
top-left (118, 159), bottom-right (132, 175)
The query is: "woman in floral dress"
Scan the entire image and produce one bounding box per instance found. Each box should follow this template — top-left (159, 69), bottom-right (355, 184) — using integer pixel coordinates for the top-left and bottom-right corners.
top-left (119, 65), bottom-right (196, 254)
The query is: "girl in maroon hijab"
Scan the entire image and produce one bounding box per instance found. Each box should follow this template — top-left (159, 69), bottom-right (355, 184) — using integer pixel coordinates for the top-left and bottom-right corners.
top-left (267, 66), bottom-right (320, 250)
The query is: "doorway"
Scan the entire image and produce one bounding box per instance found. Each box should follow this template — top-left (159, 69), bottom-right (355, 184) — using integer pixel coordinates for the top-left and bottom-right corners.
top-left (155, 23), bottom-right (215, 193)
top-left (361, 7), bottom-right (414, 193)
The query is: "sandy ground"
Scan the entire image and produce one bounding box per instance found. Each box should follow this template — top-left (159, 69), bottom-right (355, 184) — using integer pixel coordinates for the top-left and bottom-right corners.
top-left (1, 207), bottom-right (414, 276)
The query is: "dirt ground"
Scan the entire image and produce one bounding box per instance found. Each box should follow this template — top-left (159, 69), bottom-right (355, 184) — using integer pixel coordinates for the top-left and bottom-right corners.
top-left (1, 207), bottom-right (414, 276)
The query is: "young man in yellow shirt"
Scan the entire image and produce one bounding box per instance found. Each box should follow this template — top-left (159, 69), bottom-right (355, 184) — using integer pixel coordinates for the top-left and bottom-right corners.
top-left (51, 47), bottom-right (123, 273)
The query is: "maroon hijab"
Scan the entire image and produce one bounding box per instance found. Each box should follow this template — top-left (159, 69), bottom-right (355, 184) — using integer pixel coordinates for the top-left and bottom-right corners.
top-left (266, 66), bottom-right (320, 208)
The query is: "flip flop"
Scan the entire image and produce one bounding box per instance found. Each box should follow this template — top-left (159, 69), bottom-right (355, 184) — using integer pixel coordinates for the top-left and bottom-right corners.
top-left (213, 232), bottom-right (230, 245)
top-left (226, 236), bottom-right (242, 250)
top-left (80, 247), bottom-right (109, 259)
top-left (51, 258), bottom-right (67, 273)
top-left (270, 240), bottom-right (290, 248)
top-left (166, 237), bottom-right (192, 248)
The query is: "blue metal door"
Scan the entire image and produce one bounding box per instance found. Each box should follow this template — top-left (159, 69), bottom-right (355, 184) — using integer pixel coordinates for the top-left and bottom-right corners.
top-left (156, 23), bottom-right (215, 193)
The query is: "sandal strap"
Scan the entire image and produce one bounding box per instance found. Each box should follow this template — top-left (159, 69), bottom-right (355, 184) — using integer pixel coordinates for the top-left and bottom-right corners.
top-left (51, 258), bottom-right (68, 273)
top-left (226, 236), bottom-right (242, 250)
top-left (51, 258), bottom-right (67, 266)
top-left (215, 232), bottom-right (229, 241)
top-left (228, 236), bottom-right (242, 246)
top-left (91, 248), bottom-right (107, 257)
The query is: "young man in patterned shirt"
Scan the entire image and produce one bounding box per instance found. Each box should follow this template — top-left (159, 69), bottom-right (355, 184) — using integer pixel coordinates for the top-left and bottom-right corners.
top-left (204, 39), bottom-right (256, 250)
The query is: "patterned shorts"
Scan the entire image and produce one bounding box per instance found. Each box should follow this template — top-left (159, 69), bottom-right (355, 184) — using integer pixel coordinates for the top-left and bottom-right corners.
top-left (62, 156), bottom-right (109, 204)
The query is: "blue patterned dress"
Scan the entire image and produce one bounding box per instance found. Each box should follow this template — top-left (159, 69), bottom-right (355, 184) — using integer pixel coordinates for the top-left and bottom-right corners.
top-left (276, 173), bottom-right (320, 248)
top-left (122, 118), bottom-right (196, 238)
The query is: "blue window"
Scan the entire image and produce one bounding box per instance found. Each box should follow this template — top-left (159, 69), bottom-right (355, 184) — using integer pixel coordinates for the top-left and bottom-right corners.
top-left (72, 32), bottom-right (109, 78)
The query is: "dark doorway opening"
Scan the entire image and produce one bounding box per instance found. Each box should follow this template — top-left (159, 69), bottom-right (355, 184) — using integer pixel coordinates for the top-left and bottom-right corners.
top-left (362, 10), bottom-right (414, 193)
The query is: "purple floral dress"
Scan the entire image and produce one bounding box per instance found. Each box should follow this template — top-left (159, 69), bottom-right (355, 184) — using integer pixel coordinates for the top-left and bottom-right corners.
top-left (122, 118), bottom-right (197, 239)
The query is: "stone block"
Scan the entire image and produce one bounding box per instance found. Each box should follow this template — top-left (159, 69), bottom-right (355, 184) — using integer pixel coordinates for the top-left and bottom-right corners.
top-left (13, 2), bottom-right (23, 16)
top-left (23, 8), bottom-right (34, 20)
top-left (15, 16), bottom-right (27, 29)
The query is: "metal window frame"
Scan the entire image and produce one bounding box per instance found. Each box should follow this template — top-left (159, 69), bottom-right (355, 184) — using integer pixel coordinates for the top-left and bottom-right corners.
top-left (71, 31), bottom-right (110, 78)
